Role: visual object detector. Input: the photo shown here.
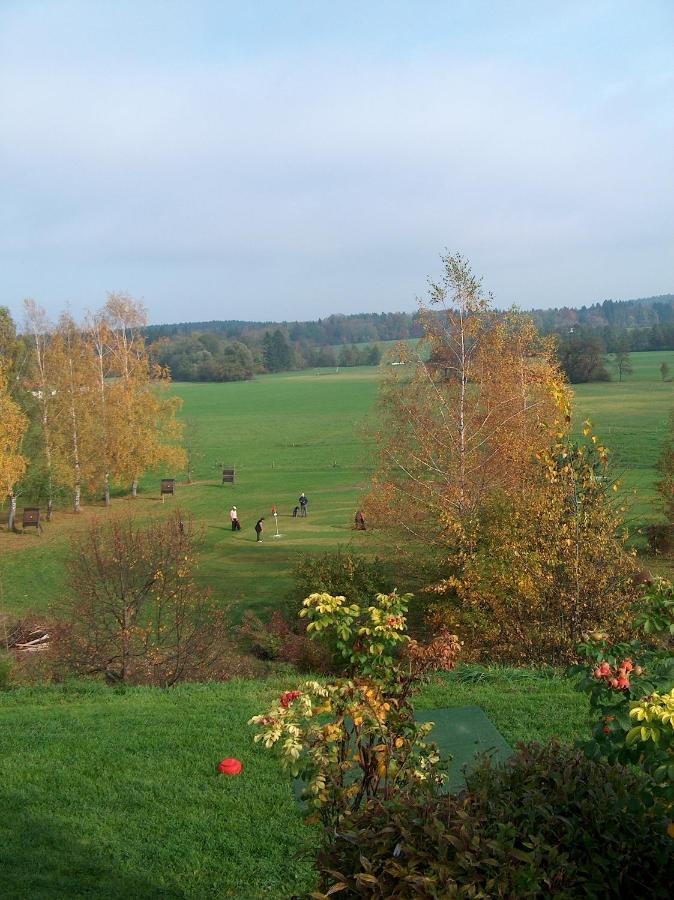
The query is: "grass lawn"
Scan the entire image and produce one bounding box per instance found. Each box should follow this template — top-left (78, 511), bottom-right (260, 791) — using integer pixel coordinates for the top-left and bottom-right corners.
top-left (1, 353), bottom-right (671, 620)
top-left (0, 670), bottom-right (589, 899)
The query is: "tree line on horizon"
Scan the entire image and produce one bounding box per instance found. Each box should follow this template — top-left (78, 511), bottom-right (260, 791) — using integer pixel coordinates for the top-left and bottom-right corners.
top-left (141, 294), bottom-right (673, 383)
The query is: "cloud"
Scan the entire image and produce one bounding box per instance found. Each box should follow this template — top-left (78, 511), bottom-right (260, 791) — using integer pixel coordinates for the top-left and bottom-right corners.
top-left (0, 1), bottom-right (672, 321)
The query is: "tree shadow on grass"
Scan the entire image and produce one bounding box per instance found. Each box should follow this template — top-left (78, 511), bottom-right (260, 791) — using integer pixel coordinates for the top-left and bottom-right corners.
top-left (0, 794), bottom-right (184, 899)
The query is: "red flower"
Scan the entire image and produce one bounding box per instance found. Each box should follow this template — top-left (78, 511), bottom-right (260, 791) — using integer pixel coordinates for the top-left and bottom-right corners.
top-left (218, 758), bottom-right (243, 775)
top-left (598, 661), bottom-right (611, 677)
top-left (280, 690), bottom-right (302, 709)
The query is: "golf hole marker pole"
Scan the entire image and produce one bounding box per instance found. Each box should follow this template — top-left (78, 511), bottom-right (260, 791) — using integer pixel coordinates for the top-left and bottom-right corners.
top-left (272, 507), bottom-right (282, 539)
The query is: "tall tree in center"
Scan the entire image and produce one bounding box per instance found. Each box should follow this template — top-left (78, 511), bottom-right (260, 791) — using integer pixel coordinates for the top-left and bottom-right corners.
top-left (367, 252), bottom-right (566, 547)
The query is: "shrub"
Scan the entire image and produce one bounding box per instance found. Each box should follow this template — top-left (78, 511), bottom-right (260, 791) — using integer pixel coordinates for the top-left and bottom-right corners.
top-left (53, 511), bottom-right (230, 686)
top-left (570, 629), bottom-right (674, 806)
top-left (647, 524), bottom-right (674, 554)
top-left (238, 610), bottom-right (333, 672)
top-left (316, 741), bottom-right (673, 898)
top-left (287, 549), bottom-right (392, 618)
top-left (635, 578), bottom-right (674, 644)
top-left (426, 431), bottom-right (637, 665)
top-left (249, 591), bottom-right (461, 827)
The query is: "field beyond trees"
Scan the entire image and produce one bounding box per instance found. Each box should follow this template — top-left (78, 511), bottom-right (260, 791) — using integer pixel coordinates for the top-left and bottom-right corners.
top-left (1, 351), bottom-right (672, 620)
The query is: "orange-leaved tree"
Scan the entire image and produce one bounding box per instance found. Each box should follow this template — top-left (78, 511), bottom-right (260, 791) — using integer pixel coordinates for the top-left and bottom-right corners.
top-left (366, 251), bottom-right (567, 550)
top-left (366, 251), bottom-right (636, 662)
top-left (0, 362), bottom-right (28, 531)
top-left (103, 292), bottom-right (186, 496)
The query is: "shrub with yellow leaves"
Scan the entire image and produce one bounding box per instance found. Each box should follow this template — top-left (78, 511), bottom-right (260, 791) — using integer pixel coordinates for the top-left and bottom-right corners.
top-left (249, 591), bottom-right (461, 826)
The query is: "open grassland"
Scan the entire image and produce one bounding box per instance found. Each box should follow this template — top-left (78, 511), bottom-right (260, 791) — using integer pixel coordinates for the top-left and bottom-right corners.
top-left (0, 671), bottom-right (589, 899)
top-left (1, 352), bottom-right (672, 620)
top-left (0, 352), bottom-right (669, 897)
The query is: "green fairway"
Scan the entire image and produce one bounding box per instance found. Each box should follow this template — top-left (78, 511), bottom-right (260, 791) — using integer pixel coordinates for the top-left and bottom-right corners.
top-left (1, 354), bottom-right (672, 620)
top-left (0, 671), bottom-right (589, 899)
top-left (572, 350), bottom-right (673, 532)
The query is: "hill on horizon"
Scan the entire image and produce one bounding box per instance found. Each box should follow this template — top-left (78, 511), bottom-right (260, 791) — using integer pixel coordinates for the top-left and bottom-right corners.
top-left (144, 293), bottom-right (673, 345)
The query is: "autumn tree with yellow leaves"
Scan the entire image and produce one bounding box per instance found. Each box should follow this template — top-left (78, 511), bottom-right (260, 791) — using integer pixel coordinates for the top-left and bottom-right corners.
top-left (367, 252), bottom-right (636, 662)
top-left (16, 295), bottom-right (186, 515)
top-left (0, 363), bottom-right (28, 531)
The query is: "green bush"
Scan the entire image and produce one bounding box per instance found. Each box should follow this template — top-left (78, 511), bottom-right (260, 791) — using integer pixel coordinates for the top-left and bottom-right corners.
top-left (316, 741), bottom-right (672, 898)
top-left (287, 549), bottom-right (392, 618)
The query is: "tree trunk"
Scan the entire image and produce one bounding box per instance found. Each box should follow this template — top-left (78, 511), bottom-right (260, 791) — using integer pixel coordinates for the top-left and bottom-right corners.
top-left (104, 473), bottom-right (111, 507)
top-left (74, 483), bottom-right (81, 513)
top-left (47, 498), bottom-right (53, 521)
top-left (8, 494), bottom-right (17, 531)
top-left (131, 479), bottom-right (138, 498)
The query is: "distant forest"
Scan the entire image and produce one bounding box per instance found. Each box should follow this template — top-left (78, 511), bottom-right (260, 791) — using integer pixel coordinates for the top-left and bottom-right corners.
top-left (146, 294), bottom-right (673, 383)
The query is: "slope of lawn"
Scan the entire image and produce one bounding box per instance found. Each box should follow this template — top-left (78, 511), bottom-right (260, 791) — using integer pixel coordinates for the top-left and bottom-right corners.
top-left (0, 353), bottom-right (671, 620)
top-left (0, 671), bottom-right (589, 899)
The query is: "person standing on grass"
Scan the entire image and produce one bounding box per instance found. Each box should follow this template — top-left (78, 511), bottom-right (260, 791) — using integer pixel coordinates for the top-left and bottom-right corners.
top-left (299, 493), bottom-right (308, 517)
top-left (230, 506), bottom-right (241, 531)
top-left (255, 517), bottom-right (265, 542)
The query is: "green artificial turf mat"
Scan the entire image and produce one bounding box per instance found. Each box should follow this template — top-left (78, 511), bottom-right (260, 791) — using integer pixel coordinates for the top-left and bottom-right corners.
top-left (415, 705), bottom-right (512, 791)
top-left (294, 705), bottom-right (512, 801)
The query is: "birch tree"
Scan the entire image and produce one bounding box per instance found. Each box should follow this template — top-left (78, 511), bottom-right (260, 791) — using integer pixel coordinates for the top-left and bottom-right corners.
top-left (104, 292), bottom-right (186, 494)
top-left (0, 364), bottom-right (28, 530)
top-left (49, 314), bottom-right (97, 513)
top-left (367, 252), bottom-right (567, 546)
top-left (23, 299), bottom-right (58, 518)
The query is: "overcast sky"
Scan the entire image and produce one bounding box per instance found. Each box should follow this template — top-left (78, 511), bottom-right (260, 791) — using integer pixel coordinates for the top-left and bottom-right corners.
top-left (1, 1), bottom-right (672, 325)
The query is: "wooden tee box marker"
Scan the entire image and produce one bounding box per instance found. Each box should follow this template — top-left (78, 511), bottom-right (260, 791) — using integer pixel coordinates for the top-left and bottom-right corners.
top-left (221, 468), bottom-right (235, 484)
top-left (22, 507), bottom-right (42, 534)
top-left (160, 479), bottom-right (176, 502)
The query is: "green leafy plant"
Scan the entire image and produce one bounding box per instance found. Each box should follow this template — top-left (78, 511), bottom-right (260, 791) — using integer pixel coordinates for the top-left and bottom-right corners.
top-left (315, 741), bottom-right (673, 898)
top-left (635, 578), bottom-right (674, 645)
top-left (570, 630), bottom-right (674, 807)
top-left (249, 591), bottom-right (461, 826)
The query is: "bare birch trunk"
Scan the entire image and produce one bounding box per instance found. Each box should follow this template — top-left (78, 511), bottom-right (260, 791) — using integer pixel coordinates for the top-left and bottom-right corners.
top-left (8, 494), bottom-right (17, 531)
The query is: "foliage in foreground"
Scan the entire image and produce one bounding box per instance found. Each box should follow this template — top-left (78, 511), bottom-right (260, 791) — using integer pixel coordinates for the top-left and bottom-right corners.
top-left (315, 740), bottom-right (673, 899)
top-left (249, 591), bottom-right (461, 826)
top-left (571, 582), bottom-right (674, 807)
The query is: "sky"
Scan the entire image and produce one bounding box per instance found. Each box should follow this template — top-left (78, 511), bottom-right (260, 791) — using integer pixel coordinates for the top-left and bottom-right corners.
top-left (1, 1), bottom-right (672, 325)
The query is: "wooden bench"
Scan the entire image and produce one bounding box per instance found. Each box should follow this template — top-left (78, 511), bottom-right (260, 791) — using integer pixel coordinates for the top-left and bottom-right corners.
top-left (221, 468), bottom-right (235, 484)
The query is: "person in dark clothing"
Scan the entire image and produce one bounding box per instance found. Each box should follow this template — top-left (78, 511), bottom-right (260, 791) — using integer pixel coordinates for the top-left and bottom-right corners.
top-left (292, 506), bottom-right (300, 518)
top-left (299, 493), bottom-right (308, 517)
top-left (255, 517), bottom-right (265, 542)
top-left (354, 510), bottom-right (366, 530)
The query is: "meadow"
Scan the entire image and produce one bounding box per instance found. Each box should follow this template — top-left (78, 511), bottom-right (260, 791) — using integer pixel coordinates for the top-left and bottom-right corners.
top-left (0, 671), bottom-right (589, 899)
top-left (0, 351), bottom-right (672, 620)
top-left (0, 350), bottom-right (671, 897)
